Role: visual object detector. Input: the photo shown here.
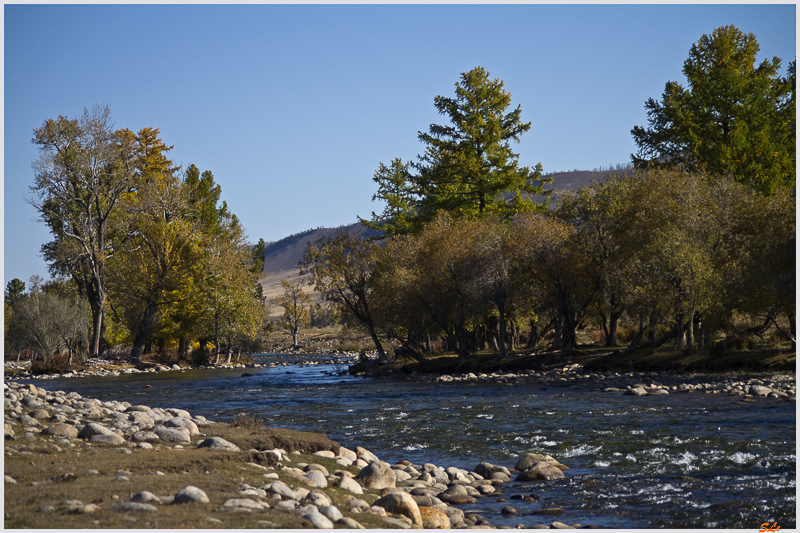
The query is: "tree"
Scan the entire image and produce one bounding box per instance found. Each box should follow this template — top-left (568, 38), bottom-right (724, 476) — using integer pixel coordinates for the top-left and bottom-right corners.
top-left (301, 231), bottom-right (387, 360)
top-left (29, 104), bottom-right (137, 358)
top-left (198, 218), bottom-right (266, 364)
top-left (273, 278), bottom-right (312, 348)
top-left (107, 129), bottom-right (201, 363)
top-left (365, 67), bottom-right (552, 235)
top-left (5, 278), bottom-right (26, 307)
top-left (631, 25), bottom-right (795, 195)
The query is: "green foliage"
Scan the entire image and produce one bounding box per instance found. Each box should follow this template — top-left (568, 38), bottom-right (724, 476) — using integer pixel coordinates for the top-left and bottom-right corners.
top-left (632, 25), bottom-right (795, 195)
top-left (5, 278), bottom-right (26, 307)
top-left (365, 66), bottom-right (552, 236)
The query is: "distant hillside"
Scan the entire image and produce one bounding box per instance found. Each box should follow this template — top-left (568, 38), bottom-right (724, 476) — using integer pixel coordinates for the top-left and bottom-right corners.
top-left (259, 169), bottom-right (629, 314)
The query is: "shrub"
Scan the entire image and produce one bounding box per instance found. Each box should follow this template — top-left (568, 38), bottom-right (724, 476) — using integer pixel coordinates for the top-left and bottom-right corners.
top-left (231, 412), bottom-right (263, 429)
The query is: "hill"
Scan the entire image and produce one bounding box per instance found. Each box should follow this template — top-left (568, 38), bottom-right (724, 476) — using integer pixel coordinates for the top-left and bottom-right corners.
top-left (259, 169), bottom-right (628, 314)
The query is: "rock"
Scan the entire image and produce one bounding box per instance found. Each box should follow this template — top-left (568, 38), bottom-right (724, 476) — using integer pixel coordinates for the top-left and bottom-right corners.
top-left (197, 436), bottom-right (240, 451)
top-left (154, 426), bottom-right (191, 444)
top-left (624, 387), bottom-right (648, 396)
top-left (173, 485), bottom-right (209, 504)
top-left (5, 475), bottom-right (17, 484)
top-left (355, 460), bottom-right (396, 489)
top-left (304, 470), bottom-right (328, 488)
top-left (305, 490), bottom-right (332, 507)
top-left (113, 502), bottom-right (158, 512)
top-left (550, 521), bottom-right (573, 529)
top-left (313, 450), bottom-right (336, 459)
top-left (502, 506), bottom-right (519, 515)
top-left (319, 505), bottom-right (343, 522)
top-left (264, 480), bottom-right (296, 500)
top-left (163, 417), bottom-right (199, 436)
top-left (355, 446), bottom-right (380, 463)
top-left (42, 423), bottom-right (79, 438)
top-left (750, 385), bottom-right (772, 397)
top-left (515, 453), bottom-right (569, 471)
top-left (419, 506), bottom-right (451, 529)
top-left (515, 461), bottom-right (565, 481)
top-left (336, 517), bottom-right (365, 529)
top-left (131, 491), bottom-right (159, 503)
top-left (223, 498), bottom-right (267, 510)
top-left (338, 475), bottom-right (364, 494)
top-left (474, 462), bottom-right (512, 478)
top-left (77, 422), bottom-right (114, 439)
top-left (130, 431), bottom-right (160, 443)
top-left (338, 446), bottom-right (358, 462)
top-left (374, 491), bottom-right (423, 527)
top-left (90, 433), bottom-right (126, 446)
top-left (303, 512), bottom-right (334, 529)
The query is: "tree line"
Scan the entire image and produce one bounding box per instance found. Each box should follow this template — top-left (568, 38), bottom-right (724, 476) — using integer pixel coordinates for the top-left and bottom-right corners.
top-left (303, 26), bottom-right (795, 361)
top-left (6, 105), bottom-right (267, 366)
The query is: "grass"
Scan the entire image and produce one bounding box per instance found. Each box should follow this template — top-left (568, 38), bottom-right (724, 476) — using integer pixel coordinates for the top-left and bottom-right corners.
top-left (4, 422), bottom-right (394, 529)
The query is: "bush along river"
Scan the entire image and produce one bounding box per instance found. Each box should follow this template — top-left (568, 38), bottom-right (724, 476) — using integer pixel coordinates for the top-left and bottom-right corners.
top-left (10, 357), bottom-right (796, 529)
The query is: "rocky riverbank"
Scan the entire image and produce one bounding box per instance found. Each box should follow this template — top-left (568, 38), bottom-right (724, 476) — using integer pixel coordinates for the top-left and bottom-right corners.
top-left (4, 380), bottom-right (582, 529)
top-left (356, 362), bottom-right (796, 401)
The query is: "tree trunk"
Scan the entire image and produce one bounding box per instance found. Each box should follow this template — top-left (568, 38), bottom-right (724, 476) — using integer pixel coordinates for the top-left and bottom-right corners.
top-left (225, 341), bottom-right (232, 364)
top-left (527, 317), bottom-right (539, 348)
top-left (365, 318), bottom-right (387, 362)
top-left (130, 301), bottom-right (158, 364)
top-left (497, 307), bottom-right (507, 358)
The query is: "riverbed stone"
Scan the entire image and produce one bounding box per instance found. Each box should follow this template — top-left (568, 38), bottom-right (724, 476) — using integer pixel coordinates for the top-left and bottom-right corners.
top-left (515, 461), bottom-right (565, 481)
top-left (355, 460), bottom-right (396, 489)
top-left (163, 416), bottom-right (199, 435)
top-left (419, 506), bottom-right (451, 529)
top-left (42, 423), bottom-right (79, 438)
top-left (90, 433), bottom-right (126, 446)
top-left (374, 491), bottom-right (423, 527)
top-left (337, 516), bottom-right (365, 529)
top-left (113, 502), bottom-right (158, 513)
top-left (78, 422), bottom-right (114, 439)
top-left (154, 426), bottom-right (191, 444)
top-left (749, 385), bottom-right (772, 397)
top-left (319, 505), bottom-right (343, 522)
top-left (174, 485), bottom-right (209, 504)
top-left (338, 475), bottom-right (364, 494)
top-left (224, 498), bottom-right (267, 510)
top-left (303, 511), bottom-right (334, 529)
top-left (197, 436), bottom-right (240, 451)
top-left (515, 453), bottom-right (569, 471)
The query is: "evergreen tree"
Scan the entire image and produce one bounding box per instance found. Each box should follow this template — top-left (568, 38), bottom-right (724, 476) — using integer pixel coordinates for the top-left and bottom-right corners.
top-left (632, 25), bottom-right (795, 195)
top-left (365, 67), bottom-right (552, 235)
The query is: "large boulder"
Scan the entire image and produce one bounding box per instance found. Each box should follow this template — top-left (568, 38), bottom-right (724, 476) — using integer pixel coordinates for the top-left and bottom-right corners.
top-left (154, 426), bottom-right (191, 444)
top-left (163, 417), bottom-right (199, 436)
top-left (515, 453), bottom-right (569, 471)
top-left (42, 423), bottom-right (79, 438)
top-left (77, 423), bottom-right (114, 439)
top-left (373, 491), bottom-right (423, 527)
top-left (515, 461), bottom-right (565, 481)
top-left (197, 437), bottom-right (239, 451)
top-left (473, 462), bottom-right (512, 478)
top-left (355, 461), bottom-right (396, 490)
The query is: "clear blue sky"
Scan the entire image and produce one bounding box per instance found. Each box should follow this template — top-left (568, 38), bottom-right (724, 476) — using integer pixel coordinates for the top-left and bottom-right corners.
top-left (4, 4), bottom-right (796, 286)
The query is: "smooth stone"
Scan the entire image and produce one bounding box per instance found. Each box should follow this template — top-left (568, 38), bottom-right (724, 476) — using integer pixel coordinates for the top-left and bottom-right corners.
top-left (173, 485), bottom-right (209, 504)
top-left (77, 422), bottom-right (114, 439)
top-left (113, 502), bottom-right (158, 512)
top-left (154, 426), bottom-right (191, 444)
top-left (338, 475), bottom-right (364, 494)
top-left (419, 506), bottom-right (451, 529)
top-left (90, 433), bottom-right (126, 446)
top-left (373, 491), bottom-right (423, 527)
top-left (304, 469), bottom-right (328, 488)
top-left (355, 460), bottom-right (396, 489)
top-left (516, 461), bottom-right (566, 481)
top-left (303, 512), bottom-right (334, 529)
top-left (337, 517), bottom-right (365, 529)
top-left (305, 489), bottom-right (332, 507)
top-left (319, 505), bottom-right (344, 522)
top-left (223, 498), bottom-right (266, 510)
top-left (42, 423), bottom-right (79, 438)
top-left (197, 436), bottom-right (240, 451)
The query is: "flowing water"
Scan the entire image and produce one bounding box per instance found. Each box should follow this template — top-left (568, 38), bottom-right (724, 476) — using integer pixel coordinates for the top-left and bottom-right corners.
top-left (23, 359), bottom-right (796, 529)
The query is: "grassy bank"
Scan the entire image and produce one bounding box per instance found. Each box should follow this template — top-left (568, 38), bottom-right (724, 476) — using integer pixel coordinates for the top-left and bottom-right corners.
top-left (4, 422), bottom-right (394, 529)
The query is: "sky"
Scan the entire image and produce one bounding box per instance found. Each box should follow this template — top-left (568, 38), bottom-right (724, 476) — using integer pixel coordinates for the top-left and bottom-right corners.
top-left (4, 3), bottom-right (796, 287)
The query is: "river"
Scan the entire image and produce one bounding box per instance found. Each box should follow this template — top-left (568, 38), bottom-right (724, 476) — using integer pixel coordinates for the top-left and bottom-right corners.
top-left (20, 359), bottom-right (796, 529)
